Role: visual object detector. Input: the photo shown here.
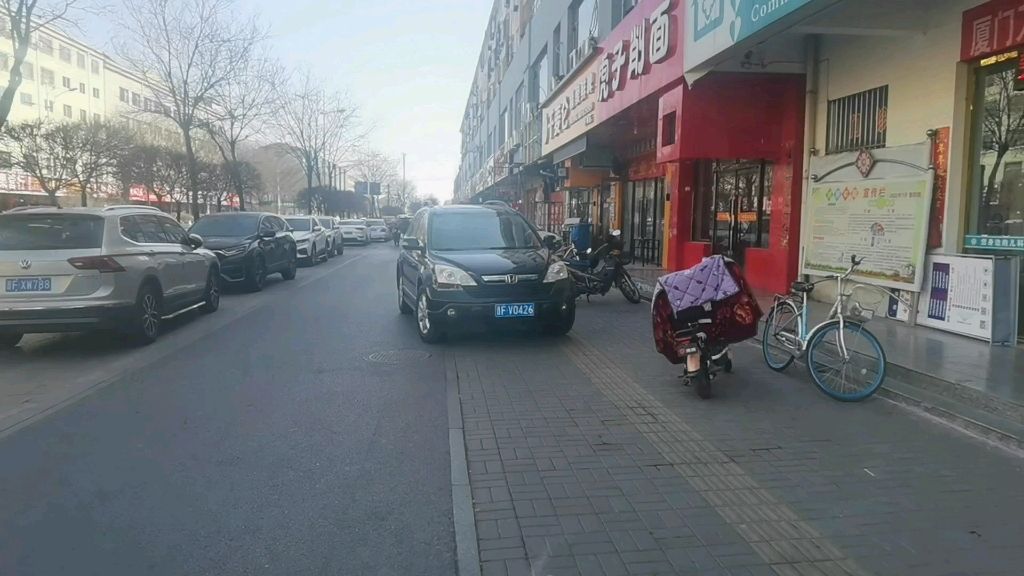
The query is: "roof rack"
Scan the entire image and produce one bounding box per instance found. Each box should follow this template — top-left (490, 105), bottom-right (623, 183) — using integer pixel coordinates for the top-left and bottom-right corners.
top-left (5, 205), bottom-right (52, 212)
top-left (482, 200), bottom-right (510, 207)
top-left (101, 205), bottom-right (162, 212)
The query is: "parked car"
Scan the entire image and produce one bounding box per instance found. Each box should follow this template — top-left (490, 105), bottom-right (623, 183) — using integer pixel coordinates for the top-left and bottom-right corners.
top-left (284, 216), bottom-right (328, 265)
top-left (364, 218), bottom-right (389, 242)
top-left (0, 205), bottom-right (221, 348)
top-left (315, 216), bottom-right (344, 257)
top-left (339, 219), bottom-right (369, 245)
top-left (188, 212), bottom-right (297, 292)
top-left (397, 204), bottom-right (575, 343)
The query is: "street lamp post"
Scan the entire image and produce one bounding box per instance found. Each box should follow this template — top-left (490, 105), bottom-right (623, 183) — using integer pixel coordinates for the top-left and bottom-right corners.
top-left (402, 153), bottom-right (406, 210)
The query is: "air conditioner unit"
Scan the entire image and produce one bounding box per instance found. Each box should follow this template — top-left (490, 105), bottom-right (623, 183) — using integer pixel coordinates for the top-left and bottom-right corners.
top-left (568, 50), bottom-right (579, 71)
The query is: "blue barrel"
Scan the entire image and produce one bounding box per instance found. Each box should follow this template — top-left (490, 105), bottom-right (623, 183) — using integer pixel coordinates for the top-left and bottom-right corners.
top-left (570, 223), bottom-right (592, 253)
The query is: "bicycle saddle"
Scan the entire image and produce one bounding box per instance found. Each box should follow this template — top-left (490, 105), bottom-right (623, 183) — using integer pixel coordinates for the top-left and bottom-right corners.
top-left (791, 281), bottom-right (815, 294)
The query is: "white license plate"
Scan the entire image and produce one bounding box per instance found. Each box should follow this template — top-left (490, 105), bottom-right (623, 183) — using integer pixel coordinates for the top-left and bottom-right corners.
top-left (6, 277), bottom-right (53, 292)
top-left (495, 303), bottom-right (535, 318)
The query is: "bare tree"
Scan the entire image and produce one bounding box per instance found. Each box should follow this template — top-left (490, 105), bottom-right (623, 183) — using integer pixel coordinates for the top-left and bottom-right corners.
top-left (0, 0), bottom-right (84, 129)
top-left (62, 121), bottom-right (131, 206)
top-left (155, 149), bottom-right (190, 220)
top-left (202, 52), bottom-right (283, 211)
top-left (114, 0), bottom-right (266, 220)
top-left (3, 119), bottom-right (75, 204)
top-left (273, 69), bottom-right (365, 212)
top-left (352, 149), bottom-right (398, 201)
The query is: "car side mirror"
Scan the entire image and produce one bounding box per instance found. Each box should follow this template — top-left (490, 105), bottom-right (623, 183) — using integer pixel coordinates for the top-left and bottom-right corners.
top-left (187, 234), bottom-right (203, 248)
top-left (541, 235), bottom-right (559, 250)
top-left (313, 226), bottom-right (324, 232)
top-left (402, 236), bottom-right (424, 252)
top-left (260, 230), bottom-right (276, 239)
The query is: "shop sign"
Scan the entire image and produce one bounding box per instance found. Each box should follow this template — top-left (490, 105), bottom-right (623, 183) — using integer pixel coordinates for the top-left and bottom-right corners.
top-left (915, 254), bottom-right (995, 342)
top-left (961, 0), bottom-right (1024, 62)
top-left (541, 61), bottom-right (599, 156)
top-left (684, 0), bottom-right (818, 73)
top-left (598, 0), bottom-right (673, 102)
top-left (802, 175), bottom-right (934, 291)
top-left (927, 127), bottom-right (950, 249)
top-left (965, 235), bottom-right (1024, 249)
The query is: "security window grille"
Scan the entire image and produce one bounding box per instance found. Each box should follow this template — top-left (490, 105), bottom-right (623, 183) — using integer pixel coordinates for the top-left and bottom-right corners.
top-left (826, 85), bottom-right (888, 155)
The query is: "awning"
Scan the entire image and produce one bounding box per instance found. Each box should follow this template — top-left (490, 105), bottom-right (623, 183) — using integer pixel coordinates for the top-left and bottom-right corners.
top-left (551, 135), bottom-right (588, 164)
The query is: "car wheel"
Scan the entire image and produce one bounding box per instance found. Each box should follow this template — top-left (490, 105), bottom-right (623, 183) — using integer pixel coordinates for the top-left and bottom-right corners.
top-left (309, 244), bottom-right (318, 266)
top-left (327, 242), bottom-right (335, 258)
top-left (281, 249), bottom-right (298, 280)
top-left (0, 333), bottom-right (23, 350)
top-left (398, 280), bottom-right (413, 315)
top-left (201, 268), bottom-right (220, 314)
top-left (337, 243), bottom-right (344, 256)
top-left (247, 254), bottom-right (267, 292)
top-left (132, 283), bottom-right (162, 346)
top-left (364, 239), bottom-right (370, 246)
top-left (543, 306), bottom-right (576, 336)
top-left (416, 290), bottom-right (442, 343)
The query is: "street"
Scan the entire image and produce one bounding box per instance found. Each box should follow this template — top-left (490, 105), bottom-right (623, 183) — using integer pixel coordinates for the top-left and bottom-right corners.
top-left (3, 242), bottom-right (1024, 575)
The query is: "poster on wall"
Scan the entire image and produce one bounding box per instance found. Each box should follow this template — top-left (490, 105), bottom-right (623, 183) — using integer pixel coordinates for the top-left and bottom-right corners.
top-left (915, 254), bottom-right (994, 342)
top-left (802, 174), bottom-right (934, 291)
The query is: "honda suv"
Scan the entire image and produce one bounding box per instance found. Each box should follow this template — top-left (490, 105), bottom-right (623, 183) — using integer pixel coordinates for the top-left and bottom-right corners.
top-left (0, 205), bottom-right (221, 349)
top-left (397, 204), bottom-right (575, 343)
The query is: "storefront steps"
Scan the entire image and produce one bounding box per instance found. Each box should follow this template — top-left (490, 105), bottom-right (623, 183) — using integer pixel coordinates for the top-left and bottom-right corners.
top-left (633, 274), bottom-right (1024, 450)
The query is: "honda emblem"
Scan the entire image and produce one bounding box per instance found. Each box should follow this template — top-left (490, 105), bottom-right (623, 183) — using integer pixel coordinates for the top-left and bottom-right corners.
top-left (505, 274), bottom-right (518, 284)
top-left (19, 259), bottom-right (31, 270)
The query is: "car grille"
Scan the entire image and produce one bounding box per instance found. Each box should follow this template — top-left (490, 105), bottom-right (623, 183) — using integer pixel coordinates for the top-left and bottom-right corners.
top-left (464, 282), bottom-right (553, 300)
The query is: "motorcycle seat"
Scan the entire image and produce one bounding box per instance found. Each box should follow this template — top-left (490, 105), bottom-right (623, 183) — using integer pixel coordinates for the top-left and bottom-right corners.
top-left (791, 281), bottom-right (815, 294)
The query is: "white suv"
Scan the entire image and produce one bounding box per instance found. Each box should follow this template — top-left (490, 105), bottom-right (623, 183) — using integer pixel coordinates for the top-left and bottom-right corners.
top-left (0, 205), bottom-right (221, 349)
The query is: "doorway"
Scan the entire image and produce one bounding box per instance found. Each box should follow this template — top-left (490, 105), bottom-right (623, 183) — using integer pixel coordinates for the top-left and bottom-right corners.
top-left (709, 160), bottom-right (772, 269)
top-left (623, 178), bottom-right (665, 266)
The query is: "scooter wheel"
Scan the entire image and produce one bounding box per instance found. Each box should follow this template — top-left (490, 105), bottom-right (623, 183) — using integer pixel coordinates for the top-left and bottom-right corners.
top-left (693, 371), bottom-right (712, 399)
top-left (722, 358), bottom-right (733, 373)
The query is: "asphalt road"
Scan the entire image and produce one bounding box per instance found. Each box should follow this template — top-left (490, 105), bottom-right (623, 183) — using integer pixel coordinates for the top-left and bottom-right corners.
top-left (0, 242), bottom-right (455, 576)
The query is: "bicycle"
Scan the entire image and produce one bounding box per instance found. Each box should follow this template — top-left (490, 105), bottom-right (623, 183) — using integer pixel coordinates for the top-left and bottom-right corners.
top-left (761, 254), bottom-right (893, 402)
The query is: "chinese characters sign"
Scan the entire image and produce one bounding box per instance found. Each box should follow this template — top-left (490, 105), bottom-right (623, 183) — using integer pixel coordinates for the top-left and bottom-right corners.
top-left (802, 176), bottom-right (934, 291)
top-left (684, 0), bottom-right (817, 73)
top-left (541, 64), bottom-right (599, 156)
top-left (927, 127), bottom-right (950, 249)
top-left (598, 0), bottom-right (673, 104)
top-left (961, 0), bottom-right (1024, 61)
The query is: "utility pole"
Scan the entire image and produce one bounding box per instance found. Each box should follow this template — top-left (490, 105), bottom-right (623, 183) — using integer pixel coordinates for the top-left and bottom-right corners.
top-left (402, 153), bottom-right (407, 210)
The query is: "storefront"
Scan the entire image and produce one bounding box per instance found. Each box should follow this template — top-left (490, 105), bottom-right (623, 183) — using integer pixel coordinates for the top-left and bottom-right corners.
top-left (621, 152), bottom-right (666, 266)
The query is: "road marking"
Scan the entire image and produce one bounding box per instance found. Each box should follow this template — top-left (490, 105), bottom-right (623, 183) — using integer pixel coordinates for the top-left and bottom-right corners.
top-left (298, 253), bottom-right (367, 287)
top-left (864, 468), bottom-right (876, 477)
top-left (562, 335), bottom-right (872, 576)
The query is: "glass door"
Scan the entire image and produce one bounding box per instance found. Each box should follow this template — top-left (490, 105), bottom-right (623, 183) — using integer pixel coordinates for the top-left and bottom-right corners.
top-left (710, 160), bottom-right (772, 269)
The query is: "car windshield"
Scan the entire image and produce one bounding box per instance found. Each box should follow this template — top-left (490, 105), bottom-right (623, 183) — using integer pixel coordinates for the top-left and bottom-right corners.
top-left (429, 210), bottom-right (540, 251)
top-left (285, 218), bottom-right (312, 232)
top-left (0, 213), bottom-right (105, 250)
top-left (189, 214), bottom-right (260, 237)
top-left (340, 220), bottom-right (364, 226)
top-left (365, 219), bottom-right (385, 227)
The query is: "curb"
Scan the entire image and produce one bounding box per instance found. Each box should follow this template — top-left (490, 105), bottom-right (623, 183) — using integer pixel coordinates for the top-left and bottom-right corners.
top-left (445, 352), bottom-right (480, 576)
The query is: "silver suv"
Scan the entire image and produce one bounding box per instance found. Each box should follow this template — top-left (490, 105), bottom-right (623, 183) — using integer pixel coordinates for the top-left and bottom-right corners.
top-left (0, 205), bottom-right (221, 349)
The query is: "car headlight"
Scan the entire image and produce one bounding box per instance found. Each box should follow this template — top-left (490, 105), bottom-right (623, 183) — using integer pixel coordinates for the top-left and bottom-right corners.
top-left (543, 261), bottom-right (569, 283)
top-left (219, 244), bottom-right (247, 257)
top-left (433, 264), bottom-right (477, 289)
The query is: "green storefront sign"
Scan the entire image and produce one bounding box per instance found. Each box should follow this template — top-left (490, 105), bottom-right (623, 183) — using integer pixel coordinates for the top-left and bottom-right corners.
top-left (685, 0), bottom-right (820, 72)
top-left (965, 235), bottom-right (1024, 250)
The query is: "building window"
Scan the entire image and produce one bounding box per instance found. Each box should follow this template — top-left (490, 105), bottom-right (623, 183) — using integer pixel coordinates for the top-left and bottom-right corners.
top-left (92, 87), bottom-right (100, 98)
top-left (825, 85), bottom-right (888, 155)
top-left (0, 151), bottom-right (12, 169)
top-left (119, 87), bottom-right (129, 103)
top-left (498, 108), bottom-right (507, 144)
top-left (79, 109), bottom-right (86, 121)
top-left (63, 104), bottom-right (72, 118)
top-left (91, 60), bottom-right (100, 74)
top-left (93, 113), bottom-right (101, 122)
top-left (529, 49), bottom-right (548, 103)
top-left (21, 62), bottom-right (33, 81)
top-left (132, 92), bottom-right (141, 107)
top-left (40, 67), bottom-right (54, 86)
top-left (78, 82), bottom-right (85, 93)
top-left (44, 99), bottom-right (53, 112)
top-left (58, 45), bottom-right (71, 62)
top-left (61, 76), bottom-right (71, 89)
top-left (38, 36), bottom-right (53, 56)
top-left (552, 24), bottom-right (562, 79)
top-left (76, 52), bottom-right (86, 69)
top-left (144, 97), bottom-right (152, 111)
top-left (20, 92), bottom-right (32, 105)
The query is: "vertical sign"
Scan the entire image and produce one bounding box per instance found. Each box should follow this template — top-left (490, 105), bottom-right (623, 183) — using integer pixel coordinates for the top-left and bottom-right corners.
top-left (925, 262), bottom-right (951, 321)
top-left (928, 126), bottom-right (950, 249)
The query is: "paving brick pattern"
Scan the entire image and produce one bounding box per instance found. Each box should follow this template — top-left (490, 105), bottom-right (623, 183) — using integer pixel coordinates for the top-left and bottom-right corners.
top-left (448, 298), bottom-right (1024, 576)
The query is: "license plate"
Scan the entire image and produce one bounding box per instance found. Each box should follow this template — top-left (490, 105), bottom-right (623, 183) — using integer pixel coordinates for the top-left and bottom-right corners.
top-left (5, 277), bottom-right (53, 292)
top-left (495, 303), bottom-right (535, 318)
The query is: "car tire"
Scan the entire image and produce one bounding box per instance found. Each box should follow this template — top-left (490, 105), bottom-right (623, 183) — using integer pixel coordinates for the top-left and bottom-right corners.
top-left (201, 267), bottom-right (220, 314)
top-left (131, 282), bottom-right (162, 346)
top-left (308, 244), bottom-right (318, 266)
top-left (336, 243), bottom-right (344, 256)
top-left (281, 250), bottom-right (298, 280)
top-left (416, 290), bottom-right (442, 343)
top-left (363, 239), bottom-right (370, 246)
top-left (327, 242), bottom-right (335, 258)
top-left (543, 306), bottom-right (576, 336)
top-left (399, 280), bottom-right (413, 315)
top-left (246, 254), bottom-right (267, 292)
top-left (0, 333), bottom-right (23, 350)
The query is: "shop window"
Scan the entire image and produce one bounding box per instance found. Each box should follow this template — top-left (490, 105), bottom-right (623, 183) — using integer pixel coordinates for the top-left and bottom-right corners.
top-left (661, 112), bottom-right (676, 146)
top-left (825, 85), bottom-right (888, 155)
top-left (623, 178), bottom-right (665, 266)
top-left (692, 160), bottom-right (773, 251)
top-left (970, 62), bottom-right (1024, 238)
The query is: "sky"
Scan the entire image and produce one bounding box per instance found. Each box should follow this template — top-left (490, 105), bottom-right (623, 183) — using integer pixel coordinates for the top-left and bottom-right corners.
top-left (85, 0), bottom-right (492, 203)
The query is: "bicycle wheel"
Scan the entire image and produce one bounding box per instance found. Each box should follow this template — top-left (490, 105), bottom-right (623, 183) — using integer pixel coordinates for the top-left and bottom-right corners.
top-left (806, 320), bottom-right (886, 402)
top-left (762, 300), bottom-right (799, 372)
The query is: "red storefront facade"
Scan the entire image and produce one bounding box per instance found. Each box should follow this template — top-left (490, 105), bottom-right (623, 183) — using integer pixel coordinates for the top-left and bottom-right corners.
top-left (578, 0), bottom-right (805, 293)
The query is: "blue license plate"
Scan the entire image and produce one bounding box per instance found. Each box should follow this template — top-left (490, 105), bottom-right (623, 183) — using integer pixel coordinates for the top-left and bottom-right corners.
top-left (495, 303), bottom-right (535, 318)
top-left (5, 277), bottom-right (52, 292)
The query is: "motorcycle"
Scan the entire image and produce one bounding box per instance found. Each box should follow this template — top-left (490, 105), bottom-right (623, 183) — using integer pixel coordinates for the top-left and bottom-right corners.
top-left (669, 312), bottom-right (733, 399)
top-left (558, 230), bottom-right (642, 304)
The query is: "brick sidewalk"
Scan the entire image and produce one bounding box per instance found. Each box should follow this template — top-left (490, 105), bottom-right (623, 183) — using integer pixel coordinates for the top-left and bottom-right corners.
top-left (447, 297), bottom-right (1024, 576)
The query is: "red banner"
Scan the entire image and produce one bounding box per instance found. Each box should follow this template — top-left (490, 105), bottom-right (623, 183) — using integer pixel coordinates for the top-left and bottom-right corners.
top-left (961, 0), bottom-right (1024, 61)
top-left (928, 126), bottom-right (951, 249)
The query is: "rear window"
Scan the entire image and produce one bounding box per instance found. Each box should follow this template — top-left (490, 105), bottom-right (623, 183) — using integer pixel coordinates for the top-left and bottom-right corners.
top-left (0, 213), bottom-right (105, 250)
top-left (285, 217), bottom-right (311, 232)
top-left (340, 220), bottom-right (364, 226)
top-left (189, 213), bottom-right (260, 237)
top-left (365, 220), bottom-right (385, 227)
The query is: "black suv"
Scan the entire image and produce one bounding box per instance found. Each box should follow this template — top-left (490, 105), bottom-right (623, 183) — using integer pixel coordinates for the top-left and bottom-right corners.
top-left (397, 204), bottom-right (575, 342)
top-left (189, 212), bottom-right (298, 292)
